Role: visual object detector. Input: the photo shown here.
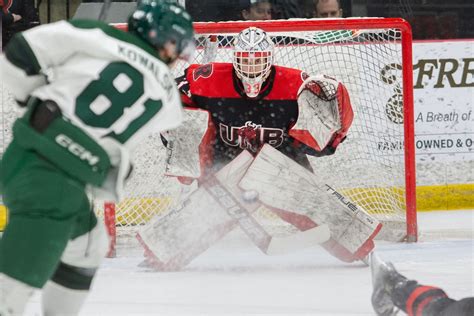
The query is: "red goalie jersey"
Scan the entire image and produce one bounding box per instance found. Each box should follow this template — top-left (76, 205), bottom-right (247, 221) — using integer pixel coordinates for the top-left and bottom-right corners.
top-left (175, 62), bottom-right (353, 176)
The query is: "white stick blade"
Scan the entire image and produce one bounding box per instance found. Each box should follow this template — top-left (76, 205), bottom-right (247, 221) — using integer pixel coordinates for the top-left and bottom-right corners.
top-left (266, 224), bottom-right (330, 255)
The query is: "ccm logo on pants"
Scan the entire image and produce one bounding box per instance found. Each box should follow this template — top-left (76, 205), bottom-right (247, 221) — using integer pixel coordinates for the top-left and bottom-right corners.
top-left (55, 134), bottom-right (99, 166)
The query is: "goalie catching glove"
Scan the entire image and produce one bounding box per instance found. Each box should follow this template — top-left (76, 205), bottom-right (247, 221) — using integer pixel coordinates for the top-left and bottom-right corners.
top-left (290, 75), bottom-right (353, 155)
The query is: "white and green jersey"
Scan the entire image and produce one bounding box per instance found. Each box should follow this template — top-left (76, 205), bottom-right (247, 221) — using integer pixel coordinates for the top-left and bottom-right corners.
top-left (1, 19), bottom-right (183, 151)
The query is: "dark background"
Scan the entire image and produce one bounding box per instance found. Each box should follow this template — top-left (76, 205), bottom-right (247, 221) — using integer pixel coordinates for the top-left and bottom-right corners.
top-left (184, 0), bottom-right (474, 40)
top-left (29, 1), bottom-right (474, 40)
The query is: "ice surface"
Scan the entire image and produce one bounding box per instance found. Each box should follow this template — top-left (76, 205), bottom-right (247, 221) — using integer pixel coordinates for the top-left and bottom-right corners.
top-left (24, 210), bottom-right (473, 315)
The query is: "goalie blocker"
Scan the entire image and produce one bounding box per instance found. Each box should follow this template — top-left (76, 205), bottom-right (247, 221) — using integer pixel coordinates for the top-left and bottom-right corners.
top-left (138, 145), bottom-right (381, 270)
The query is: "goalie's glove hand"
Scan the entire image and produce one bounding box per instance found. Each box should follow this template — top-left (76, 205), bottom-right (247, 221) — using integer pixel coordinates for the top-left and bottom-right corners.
top-left (299, 74), bottom-right (339, 102)
top-left (291, 75), bottom-right (353, 154)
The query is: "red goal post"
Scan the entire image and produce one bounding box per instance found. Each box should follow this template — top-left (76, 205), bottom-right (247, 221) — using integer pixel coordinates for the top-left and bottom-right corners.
top-left (103, 18), bottom-right (417, 254)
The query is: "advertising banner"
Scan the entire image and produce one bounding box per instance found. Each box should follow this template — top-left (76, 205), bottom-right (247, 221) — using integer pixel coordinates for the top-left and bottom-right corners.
top-left (412, 40), bottom-right (473, 163)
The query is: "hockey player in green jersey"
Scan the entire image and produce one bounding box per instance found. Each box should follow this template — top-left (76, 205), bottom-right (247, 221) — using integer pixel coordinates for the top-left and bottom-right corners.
top-left (0, 1), bottom-right (194, 314)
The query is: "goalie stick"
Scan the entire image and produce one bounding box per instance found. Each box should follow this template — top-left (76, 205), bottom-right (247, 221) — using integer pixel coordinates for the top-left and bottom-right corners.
top-left (202, 35), bottom-right (218, 64)
top-left (205, 152), bottom-right (330, 255)
top-left (98, 0), bottom-right (112, 22)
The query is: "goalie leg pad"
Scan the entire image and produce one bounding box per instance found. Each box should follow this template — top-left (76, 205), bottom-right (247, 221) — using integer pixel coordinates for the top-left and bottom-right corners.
top-left (239, 144), bottom-right (382, 262)
top-left (137, 186), bottom-right (242, 271)
top-left (138, 150), bottom-right (330, 270)
top-left (136, 152), bottom-right (256, 271)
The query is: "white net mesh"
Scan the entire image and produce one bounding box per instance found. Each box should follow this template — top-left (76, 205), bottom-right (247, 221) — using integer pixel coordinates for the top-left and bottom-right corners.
top-left (0, 19), bottom-right (415, 251)
top-left (102, 21), bottom-right (413, 249)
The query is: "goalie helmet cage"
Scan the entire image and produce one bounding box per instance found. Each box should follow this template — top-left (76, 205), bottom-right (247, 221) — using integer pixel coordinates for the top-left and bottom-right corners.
top-left (105, 18), bottom-right (416, 255)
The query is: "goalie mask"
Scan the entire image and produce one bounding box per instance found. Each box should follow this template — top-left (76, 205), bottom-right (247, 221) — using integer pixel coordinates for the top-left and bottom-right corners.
top-left (233, 27), bottom-right (274, 98)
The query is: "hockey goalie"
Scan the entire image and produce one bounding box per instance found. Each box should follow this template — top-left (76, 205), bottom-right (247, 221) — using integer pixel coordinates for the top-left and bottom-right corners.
top-left (137, 27), bottom-right (382, 270)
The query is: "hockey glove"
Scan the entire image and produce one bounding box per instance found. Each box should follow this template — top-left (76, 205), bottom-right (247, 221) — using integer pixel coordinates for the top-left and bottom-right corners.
top-left (290, 74), bottom-right (353, 153)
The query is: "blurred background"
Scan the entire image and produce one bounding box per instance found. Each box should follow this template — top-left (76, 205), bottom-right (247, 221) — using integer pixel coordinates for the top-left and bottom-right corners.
top-left (18, 0), bottom-right (474, 40)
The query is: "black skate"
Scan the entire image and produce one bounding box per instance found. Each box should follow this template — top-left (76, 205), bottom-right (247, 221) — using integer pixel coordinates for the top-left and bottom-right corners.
top-left (370, 253), bottom-right (405, 316)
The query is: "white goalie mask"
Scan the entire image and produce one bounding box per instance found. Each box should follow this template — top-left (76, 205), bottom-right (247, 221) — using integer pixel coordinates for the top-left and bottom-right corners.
top-left (233, 27), bottom-right (274, 98)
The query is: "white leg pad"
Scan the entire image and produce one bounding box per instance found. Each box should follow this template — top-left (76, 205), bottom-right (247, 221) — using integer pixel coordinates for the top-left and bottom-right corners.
top-left (137, 152), bottom-right (255, 271)
top-left (42, 281), bottom-right (88, 316)
top-left (138, 150), bottom-right (330, 270)
top-left (239, 144), bottom-right (382, 255)
top-left (0, 273), bottom-right (35, 316)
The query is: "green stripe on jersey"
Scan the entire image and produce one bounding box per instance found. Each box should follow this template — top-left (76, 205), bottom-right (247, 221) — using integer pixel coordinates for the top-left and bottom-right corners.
top-left (5, 33), bottom-right (41, 75)
top-left (68, 20), bottom-right (160, 59)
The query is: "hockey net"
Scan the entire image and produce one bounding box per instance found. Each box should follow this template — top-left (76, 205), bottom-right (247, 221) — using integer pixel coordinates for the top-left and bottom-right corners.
top-left (0, 18), bottom-right (416, 255)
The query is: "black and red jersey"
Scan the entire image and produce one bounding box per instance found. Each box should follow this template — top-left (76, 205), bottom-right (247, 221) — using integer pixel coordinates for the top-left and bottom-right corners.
top-left (176, 62), bottom-right (312, 173)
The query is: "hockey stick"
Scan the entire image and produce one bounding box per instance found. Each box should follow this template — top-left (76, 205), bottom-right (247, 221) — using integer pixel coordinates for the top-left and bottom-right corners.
top-left (203, 176), bottom-right (330, 255)
top-left (98, 0), bottom-right (112, 22)
top-left (202, 35), bottom-right (218, 64)
top-left (207, 150), bottom-right (330, 255)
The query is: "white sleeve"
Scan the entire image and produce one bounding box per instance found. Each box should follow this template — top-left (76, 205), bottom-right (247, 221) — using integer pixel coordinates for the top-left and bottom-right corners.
top-left (0, 20), bottom-right (106, 103)
top-left (0, 54), bottom-right (46, 103)
top-left (21, 20), bottom-right (117, 73)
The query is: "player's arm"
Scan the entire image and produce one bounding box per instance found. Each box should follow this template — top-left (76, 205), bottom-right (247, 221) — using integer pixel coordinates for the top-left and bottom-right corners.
top-left (1, 21), bottom-right (80, 104)
top-left (0, 20), bottom-right (126, 105)
top-left (0, 32), bottom-right (46, 105)
top-left (289, 75), bottom-right (354, 156)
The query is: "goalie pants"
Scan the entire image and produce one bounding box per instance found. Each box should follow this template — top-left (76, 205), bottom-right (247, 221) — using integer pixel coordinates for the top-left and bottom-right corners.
top-left (0, 139), bottom-right (104, 288)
